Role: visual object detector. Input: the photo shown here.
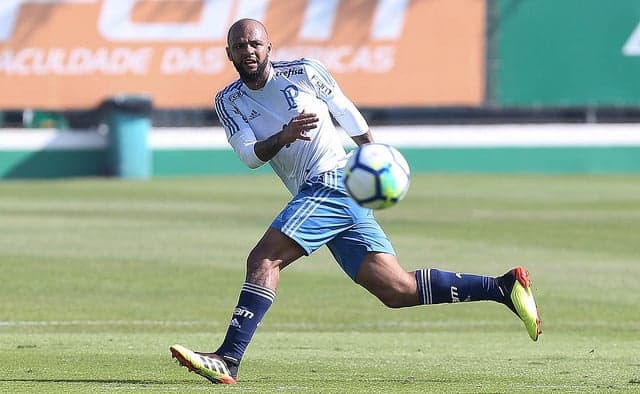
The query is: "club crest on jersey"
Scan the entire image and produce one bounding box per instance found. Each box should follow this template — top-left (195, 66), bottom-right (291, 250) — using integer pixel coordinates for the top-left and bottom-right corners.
top-left (281, 85), bottom-right (299, 110)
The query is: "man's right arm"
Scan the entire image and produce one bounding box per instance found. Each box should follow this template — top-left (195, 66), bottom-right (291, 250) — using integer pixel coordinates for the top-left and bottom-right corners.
top-left (216, 92), bottom-right (266, 169)
top-left (216, 91), bottom-right (318, 165)
top-left (253, 111), bottom-right (319, 162)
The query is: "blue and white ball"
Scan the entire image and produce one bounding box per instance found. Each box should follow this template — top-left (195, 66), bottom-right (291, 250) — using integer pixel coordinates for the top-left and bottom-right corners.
top-left (343, 143), bottom-right (410, 210)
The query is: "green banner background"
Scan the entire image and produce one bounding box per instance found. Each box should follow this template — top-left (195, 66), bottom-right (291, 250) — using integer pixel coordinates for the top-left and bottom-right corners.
top-left (495, 0), bottom-right (640, 105)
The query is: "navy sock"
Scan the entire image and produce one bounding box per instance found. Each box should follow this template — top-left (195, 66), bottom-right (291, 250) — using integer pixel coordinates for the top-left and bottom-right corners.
top-left (415, 268), bottom-right (503, 304)
top-left (216, 282), bottom-right (275, 364)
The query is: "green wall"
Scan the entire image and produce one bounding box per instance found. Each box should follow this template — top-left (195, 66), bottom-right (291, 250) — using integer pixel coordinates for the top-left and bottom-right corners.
top-left (0, 149), bottom-right (262, 179)
top-left (2, 147), bottom-right (640, 179)
top-left (496, 0), bottom-right (640, 105)
top-left (402, 147), bottom-right (640, 173)
top-left (152, 150), bottom-right (271, 176)
top-left (0, 150), bottom-right (106, 179)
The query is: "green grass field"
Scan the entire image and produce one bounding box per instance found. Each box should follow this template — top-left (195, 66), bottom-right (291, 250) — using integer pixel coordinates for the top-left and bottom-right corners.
top-left (1, 173), bottom-right (639, 393)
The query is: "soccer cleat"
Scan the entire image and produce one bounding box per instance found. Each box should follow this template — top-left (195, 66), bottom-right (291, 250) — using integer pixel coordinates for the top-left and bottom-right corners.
top-left (170, 344), bottom-right (237, 384)
top-left (496, 266), bottom-right (542, 341)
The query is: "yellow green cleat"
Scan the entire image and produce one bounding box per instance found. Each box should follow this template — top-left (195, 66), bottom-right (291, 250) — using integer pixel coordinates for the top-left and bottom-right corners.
top-left (497, 266), bottom-right (542, 341)
top-left (170, 344), bottom-right (237, 384)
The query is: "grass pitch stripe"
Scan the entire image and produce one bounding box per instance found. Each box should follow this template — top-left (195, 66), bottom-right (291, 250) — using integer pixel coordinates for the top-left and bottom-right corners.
top-left (2, 319), bottom-right (637, 330)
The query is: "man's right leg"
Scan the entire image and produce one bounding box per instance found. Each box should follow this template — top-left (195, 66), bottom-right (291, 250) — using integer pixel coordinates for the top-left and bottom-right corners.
top-left (171, 227), bottom-right (305, 384)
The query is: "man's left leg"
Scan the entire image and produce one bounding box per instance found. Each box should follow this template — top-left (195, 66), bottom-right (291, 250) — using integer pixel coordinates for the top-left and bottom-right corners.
top-left (355, 252), bottom-right (542, 341)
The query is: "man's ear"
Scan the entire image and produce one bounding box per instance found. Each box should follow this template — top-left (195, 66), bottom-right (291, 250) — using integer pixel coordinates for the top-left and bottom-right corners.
top-left (268, 43), bottom-right (272, 53)
top-left (226, 47), bottom-right (232, 61)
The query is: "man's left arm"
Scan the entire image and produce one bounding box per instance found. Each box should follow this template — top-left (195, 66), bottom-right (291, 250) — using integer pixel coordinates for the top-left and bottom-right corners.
top-left (350, 130), bottom-right (374, 146)
top-left (304, 59), bottom-right (371, 142)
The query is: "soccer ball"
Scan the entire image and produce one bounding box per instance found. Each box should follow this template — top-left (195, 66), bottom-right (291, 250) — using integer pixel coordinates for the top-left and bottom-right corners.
top-left (343, 143), bottom-right (411, 210)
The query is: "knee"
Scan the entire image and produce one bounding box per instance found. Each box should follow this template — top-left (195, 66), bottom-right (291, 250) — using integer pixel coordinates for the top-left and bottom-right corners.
top-left (246, 251), bottom-right (272, 274)
top-left (375, 281), bottom-right (415, 309)
top-left (244, 255), bottom-right (273, 286)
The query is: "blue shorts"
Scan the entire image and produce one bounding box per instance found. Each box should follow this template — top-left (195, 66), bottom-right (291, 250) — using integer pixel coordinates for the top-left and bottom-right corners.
top-left (271, 168), bottom-right (395, 280)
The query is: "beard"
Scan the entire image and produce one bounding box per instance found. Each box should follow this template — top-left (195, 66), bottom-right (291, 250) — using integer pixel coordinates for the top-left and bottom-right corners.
top-left (233, 58), bottom-right (269, 84)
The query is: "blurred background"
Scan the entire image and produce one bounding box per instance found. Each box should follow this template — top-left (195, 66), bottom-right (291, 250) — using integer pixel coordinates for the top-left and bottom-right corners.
top-left (1, 0), bottom-right (640, 179)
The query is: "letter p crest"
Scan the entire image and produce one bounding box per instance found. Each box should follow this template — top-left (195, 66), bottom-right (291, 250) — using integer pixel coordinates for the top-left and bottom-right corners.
top-left (281, 85), bottom-right (299, 110)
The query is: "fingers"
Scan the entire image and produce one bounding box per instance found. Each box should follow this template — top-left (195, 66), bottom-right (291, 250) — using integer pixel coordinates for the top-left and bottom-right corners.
top-left (293, 111), bottom-right (319, 125)
top-left (278, 111), bottom-right (319, 147)
top-left (287, 112), bottom-right (318, 141)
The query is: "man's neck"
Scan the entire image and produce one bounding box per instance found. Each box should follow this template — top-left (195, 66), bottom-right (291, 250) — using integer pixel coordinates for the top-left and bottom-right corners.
top-left (244, 63), bottom-right (272, 90)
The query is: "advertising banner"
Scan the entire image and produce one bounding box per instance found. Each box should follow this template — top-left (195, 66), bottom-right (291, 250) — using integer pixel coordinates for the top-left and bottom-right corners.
top-left (0, 0), bottom-right (485, 109)
top-left (496, 0), bottom-right (640, 106)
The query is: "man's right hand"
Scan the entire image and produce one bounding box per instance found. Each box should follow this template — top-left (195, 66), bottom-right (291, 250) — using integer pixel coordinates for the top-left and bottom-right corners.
top-left (278, 110), bottom-right (319, 146)
top-left (254, 110), bottom-right (320, 162)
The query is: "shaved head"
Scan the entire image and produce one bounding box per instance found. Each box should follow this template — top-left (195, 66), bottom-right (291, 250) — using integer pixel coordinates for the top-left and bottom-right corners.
top-left (227, 18), bottom-right (269, 47)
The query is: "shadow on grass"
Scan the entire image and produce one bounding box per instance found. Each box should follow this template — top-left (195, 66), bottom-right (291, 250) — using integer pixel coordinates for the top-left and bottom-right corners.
top-left (0, 378), bottom-right (190, 385)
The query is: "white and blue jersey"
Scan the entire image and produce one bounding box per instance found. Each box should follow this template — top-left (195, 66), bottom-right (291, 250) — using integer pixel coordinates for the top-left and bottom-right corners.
top-left (214, 58), bottom-right (394, 280)
top-left (215, 58), bottom-right (368, 195)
